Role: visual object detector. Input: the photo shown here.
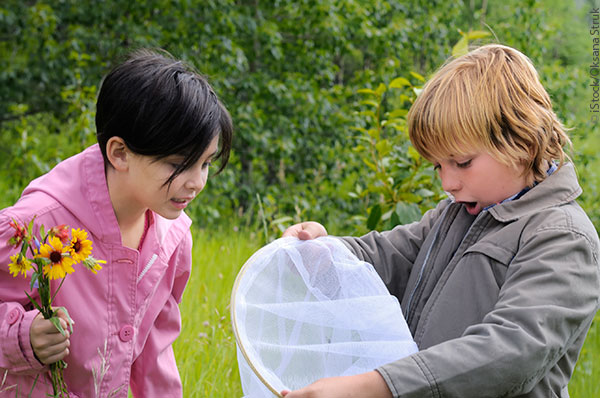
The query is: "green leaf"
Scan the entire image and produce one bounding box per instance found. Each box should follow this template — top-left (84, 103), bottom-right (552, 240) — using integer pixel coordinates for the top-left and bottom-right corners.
top-left (53, 306), bottom-right (74, 333)
top-left (30, 272), bottom-right (39, 290)
top-left (452, 36), bottom-right (469, 58)
top-left (25, 291), bottom-right (43, 313)
top-left (362, 158), bottom-right (377, 171)
top-left (381, 208), bottom-right (393, 221)
top-left (367, 204), bottom-right (382, 230)
top-left (390, 210), bottom-right (401, 228)
top-left (388, 109), bottom-right (408, 118)
top-left (466, 30), bottom-right (491, 40)
top-left (375, 139), bottom-right (392, 157)
top-left (409, 71), bottom-right (426, 82)
top-left (360, 99), bottom-right (379, 108)
top-left (395, 202), bottom-right (422, 224)
top-left (375, 83), bottom-right (387, 96)
top-left (408, 146), bottom-right (421, 162)
top-left (415, 188), bottom-right (435, 198)
top-left (50, 316), bottom-right (66, 336)
top-left (367, 128), bottom-right (380, 140)
top-left (357, 88), bottom-right (376, 95)
top-left (389, 77), bottom-right (411, 88)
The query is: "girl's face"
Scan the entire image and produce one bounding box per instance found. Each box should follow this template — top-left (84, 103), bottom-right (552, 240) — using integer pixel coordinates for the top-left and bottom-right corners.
top-left (125, 136), bottom-right (219, 220)
top-left (433, 151), bottom-right (530, 216)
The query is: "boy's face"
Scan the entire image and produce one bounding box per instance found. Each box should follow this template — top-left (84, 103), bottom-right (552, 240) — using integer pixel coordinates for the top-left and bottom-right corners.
top-left (433, 152), bottom-right (529, 216)
top-left (124, 136), bottom-right (219, 220)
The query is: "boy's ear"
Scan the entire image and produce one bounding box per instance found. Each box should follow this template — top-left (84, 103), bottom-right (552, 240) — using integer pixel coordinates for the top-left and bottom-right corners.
top-left (105, 137), bottom-right (130, 171)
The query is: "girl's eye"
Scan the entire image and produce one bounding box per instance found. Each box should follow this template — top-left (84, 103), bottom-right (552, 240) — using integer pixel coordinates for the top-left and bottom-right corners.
top-left (202, 161), bottom-right (212, 169)
top-left (169, 163), bottom-right (182, 170)
top-left (456, 159), bottom-right (472, 168)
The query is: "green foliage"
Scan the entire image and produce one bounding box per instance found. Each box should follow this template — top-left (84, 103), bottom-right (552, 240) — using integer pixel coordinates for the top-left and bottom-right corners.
top-left (350, 76), bottom-right (444, 232)
top-left (0, 1), bottom-right (598, 394)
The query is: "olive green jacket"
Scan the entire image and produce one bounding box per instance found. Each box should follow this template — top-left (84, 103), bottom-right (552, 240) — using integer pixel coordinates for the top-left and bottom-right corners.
top-left (341, 163), bottom-right (599, 397)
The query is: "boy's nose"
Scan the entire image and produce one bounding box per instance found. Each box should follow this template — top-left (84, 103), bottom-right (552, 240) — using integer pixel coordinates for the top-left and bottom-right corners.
top-left (440, 171), bottom-right (461, 193)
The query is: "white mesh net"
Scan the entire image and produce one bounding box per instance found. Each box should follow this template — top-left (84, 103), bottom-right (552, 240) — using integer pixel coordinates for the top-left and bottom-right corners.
top-left (231, 237), bottom-right (418, 397)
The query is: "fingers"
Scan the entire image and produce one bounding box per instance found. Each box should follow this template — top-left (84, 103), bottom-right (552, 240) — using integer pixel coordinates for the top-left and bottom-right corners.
top-left (30, 312), bottom-right (72, 365)
top-left (282, 222), bottom-right (328, 240)
top-left (54, 308), bottom-right (75, 332)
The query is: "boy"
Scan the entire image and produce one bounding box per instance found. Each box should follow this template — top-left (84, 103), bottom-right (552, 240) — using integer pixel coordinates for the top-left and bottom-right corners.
top-left (282, 44), bottom-right (600, 397)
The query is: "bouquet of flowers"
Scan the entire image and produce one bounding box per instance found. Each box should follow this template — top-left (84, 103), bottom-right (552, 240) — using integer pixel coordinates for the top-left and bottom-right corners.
top-left (7, 218), bottom-right (105, 397)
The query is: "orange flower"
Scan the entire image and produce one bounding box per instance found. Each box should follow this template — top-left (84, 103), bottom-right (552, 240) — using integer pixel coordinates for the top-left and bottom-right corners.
top-left (39, 236), bottom-right (75, 280)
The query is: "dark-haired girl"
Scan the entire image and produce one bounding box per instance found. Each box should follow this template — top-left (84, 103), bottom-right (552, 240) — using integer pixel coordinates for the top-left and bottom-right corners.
top-left (0, 49), bottom-right (233, 397)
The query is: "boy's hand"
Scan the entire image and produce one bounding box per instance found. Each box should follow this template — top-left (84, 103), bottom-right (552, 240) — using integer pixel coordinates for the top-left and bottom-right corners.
top-left (282, 222), bottom-right (328, 240)
top-left (281, 371), bottom-right (393, 398)
top-left (30, 309), bottom-right (73, 365)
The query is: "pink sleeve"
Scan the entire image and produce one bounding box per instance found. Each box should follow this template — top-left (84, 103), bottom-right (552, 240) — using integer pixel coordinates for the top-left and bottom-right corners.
top-left (0, 213), bottom-right (46, 374)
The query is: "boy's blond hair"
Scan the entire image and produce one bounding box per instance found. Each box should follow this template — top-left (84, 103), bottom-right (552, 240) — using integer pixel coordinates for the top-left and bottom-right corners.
top-left (408, 44), bottom-right (569, 184)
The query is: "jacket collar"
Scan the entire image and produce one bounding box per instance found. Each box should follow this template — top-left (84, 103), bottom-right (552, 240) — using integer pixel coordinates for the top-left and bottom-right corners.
top-left (488, 162), bottom-right (582, 223)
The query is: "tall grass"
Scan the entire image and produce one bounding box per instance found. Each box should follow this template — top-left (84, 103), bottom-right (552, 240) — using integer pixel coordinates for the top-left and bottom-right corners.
top-left (174, 227), bottom-right (262, 397)
top-left (176, 227), bottom-right (599, 397)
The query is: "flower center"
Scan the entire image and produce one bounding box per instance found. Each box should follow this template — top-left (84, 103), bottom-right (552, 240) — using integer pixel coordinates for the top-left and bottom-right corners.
top-left (73, 241), bottom-right (81, 252)
top-left (50, 251), bottom-right (62, 263)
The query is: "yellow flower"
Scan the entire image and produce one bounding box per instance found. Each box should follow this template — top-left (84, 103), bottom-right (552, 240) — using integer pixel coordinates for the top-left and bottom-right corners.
top-left (81, 256), bottom-right (106, 274)
top-left (39, 236), bottom-right (75, 280)
top-left (8, 253), bottom-right (32, 278)
top-left (69, 228), bottom-right (92, 263)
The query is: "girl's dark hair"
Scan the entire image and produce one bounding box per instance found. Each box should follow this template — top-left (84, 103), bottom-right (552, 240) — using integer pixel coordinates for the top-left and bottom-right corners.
top-left (95, 48), bottom-right (232, 185)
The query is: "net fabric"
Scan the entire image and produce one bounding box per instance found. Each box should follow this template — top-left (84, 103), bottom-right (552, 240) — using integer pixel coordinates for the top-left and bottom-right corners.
top-left (231, 236), bottom-right (418, 398)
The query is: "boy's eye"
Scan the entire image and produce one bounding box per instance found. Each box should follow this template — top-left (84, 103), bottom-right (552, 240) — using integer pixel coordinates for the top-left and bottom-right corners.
top-left (433, 164), bottom-right (441, 171)
top-left (456, 159), bottom-right (472, 168)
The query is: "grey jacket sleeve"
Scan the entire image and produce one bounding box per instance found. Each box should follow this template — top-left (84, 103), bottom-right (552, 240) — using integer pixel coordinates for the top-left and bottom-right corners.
top-left (377, 218), bottom-right (600, 397)
top-left (339, 200), bottom-right (450, 299)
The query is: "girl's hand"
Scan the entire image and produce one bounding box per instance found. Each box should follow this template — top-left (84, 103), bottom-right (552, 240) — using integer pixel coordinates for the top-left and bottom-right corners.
top-left (281, 371), bottom-right (393, 398)
top-left (30, 309), bottom-right (73, 365)
top-left (282, 222), bottom-right (328, 240)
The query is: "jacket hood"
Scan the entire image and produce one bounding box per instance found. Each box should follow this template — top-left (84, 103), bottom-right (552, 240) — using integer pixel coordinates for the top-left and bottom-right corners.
top-left (20, 144), bottom-right (122, 244)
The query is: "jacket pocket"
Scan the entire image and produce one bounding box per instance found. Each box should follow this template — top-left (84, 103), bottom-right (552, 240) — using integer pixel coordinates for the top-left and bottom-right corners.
top-left (463, 242), bottom-right (515, 288)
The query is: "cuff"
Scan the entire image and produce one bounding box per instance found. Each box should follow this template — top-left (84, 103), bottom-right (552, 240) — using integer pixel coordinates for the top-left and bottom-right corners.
top-left (376, 354), bottom-right (437, 398)
top-left (5, 308), bottom-right (46, 373)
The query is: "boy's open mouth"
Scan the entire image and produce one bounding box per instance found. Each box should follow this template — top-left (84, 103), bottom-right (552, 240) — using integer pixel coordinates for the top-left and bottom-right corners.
top-left (461, 201), bottom-right (482, 215)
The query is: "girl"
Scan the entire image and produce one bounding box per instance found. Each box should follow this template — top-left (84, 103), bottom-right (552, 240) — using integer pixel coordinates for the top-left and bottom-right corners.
top-left (0, 49), bottom-right (233, 397)
top-left (282, 44), bottom-right (599, 397)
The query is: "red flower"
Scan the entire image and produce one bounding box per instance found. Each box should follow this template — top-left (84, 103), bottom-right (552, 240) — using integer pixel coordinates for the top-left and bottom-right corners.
top-left (8, 220), bottom-right (28, 247)
top-left (49, 224), bottom-right (70, 244)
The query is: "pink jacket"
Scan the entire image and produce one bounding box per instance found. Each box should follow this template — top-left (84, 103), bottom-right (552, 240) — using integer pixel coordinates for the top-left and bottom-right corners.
top-left (0, 144), bottom-right (192, 397)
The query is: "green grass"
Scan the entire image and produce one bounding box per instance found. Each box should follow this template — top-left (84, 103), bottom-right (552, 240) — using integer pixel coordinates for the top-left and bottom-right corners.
top-left (176, 227), bottom-right (599, 397)
top-left (570, 314), bottom-right (600, 398)
top-left (174, 227), bottom-right (262, 397)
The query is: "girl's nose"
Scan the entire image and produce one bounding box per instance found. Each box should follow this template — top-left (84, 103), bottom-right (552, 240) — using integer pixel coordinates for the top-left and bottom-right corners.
top-left (185, 166), bottom-right (208, 193)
